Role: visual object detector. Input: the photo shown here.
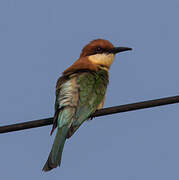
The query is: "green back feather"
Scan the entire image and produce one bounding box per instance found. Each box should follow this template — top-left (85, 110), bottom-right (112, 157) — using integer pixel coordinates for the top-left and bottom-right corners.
top-left (71, 69), bottom-right (109, 136)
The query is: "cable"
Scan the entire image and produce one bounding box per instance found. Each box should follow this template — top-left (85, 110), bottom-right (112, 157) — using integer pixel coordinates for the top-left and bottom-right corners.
top-left (0, 95), bottom-right (179, 134)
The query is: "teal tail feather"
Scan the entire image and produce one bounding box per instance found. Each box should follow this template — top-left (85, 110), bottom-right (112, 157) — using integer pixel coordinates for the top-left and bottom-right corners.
top-left (42, 126), bottom-right (69, 172)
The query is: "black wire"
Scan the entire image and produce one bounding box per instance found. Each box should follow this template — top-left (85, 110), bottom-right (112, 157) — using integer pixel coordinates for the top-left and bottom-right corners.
top-left (0, 95), bottom-right (179, 134)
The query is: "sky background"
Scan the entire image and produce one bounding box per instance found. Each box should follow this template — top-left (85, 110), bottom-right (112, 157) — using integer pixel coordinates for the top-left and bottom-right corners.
top-left (0, 0), bottom-right (179, 179)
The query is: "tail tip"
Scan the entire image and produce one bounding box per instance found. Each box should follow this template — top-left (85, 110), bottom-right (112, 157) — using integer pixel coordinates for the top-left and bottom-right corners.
top-left (42, 159), bottom-right (58, 172)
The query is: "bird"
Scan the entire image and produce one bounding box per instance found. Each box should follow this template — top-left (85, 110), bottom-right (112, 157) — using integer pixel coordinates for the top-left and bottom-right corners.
top-left (42, 39), bottom-right (132, 172)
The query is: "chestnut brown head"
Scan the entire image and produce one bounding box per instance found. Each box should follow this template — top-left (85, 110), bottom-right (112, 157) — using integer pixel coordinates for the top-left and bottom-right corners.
top-left (80, 39), bottom-right (132, 58)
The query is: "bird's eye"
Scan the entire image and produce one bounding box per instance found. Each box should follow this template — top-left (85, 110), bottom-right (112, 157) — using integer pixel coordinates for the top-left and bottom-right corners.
top-left (96, 47), bottom-right (102, 52)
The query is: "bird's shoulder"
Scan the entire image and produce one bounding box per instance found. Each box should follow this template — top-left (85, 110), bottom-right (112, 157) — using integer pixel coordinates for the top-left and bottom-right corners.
top-left (56, 68), bottom-right (109, 92)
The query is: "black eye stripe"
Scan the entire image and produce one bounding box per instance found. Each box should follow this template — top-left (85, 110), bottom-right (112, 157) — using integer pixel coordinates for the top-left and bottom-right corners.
top-left (86, 47), bottom-right (110, 56)
top-left (96, 47), bottom-right (102, 51)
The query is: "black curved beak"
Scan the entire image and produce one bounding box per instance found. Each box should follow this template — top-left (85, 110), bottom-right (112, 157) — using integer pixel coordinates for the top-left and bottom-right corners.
top-left (109, 47), bottom-right (132, 54)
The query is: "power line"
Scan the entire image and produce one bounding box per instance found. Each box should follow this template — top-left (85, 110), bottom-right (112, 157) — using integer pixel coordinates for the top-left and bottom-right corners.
top-left (0, 95), bottom-right (179, 134)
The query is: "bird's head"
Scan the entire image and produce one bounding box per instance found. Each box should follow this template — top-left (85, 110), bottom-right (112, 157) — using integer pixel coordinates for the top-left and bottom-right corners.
top-left (80, 39), bottom-right (132, 69)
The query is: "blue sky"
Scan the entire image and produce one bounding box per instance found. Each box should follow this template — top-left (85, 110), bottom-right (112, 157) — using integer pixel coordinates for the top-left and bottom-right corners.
top-left (0, 0), bottom-right (179, 179)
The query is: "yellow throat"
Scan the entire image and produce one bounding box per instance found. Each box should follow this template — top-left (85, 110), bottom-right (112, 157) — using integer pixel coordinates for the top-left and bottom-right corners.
top-left (88, 53), bottom-right (115, 69)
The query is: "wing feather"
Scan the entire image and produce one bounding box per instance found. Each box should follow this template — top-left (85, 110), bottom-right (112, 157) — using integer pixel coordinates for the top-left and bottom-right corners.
top-left (51, 69), bottom-right (108, 137)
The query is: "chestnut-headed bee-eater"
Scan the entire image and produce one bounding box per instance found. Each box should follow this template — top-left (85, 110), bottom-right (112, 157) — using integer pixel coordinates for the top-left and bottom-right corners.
top-left (42, 39), bottom-right (132, 171)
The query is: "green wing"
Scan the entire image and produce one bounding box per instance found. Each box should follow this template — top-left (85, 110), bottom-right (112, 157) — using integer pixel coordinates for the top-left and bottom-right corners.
top-left (44, 69), bottom-right (108, 171)
top-left (70, 69), bottom-right (109, 137)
